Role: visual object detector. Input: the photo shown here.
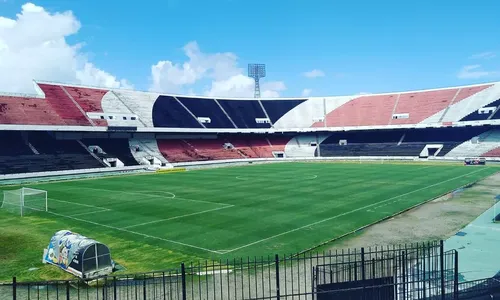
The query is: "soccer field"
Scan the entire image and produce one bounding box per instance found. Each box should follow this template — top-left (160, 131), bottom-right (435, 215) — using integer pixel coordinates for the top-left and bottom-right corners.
top-left (0, 162), bottom-right (497, 280)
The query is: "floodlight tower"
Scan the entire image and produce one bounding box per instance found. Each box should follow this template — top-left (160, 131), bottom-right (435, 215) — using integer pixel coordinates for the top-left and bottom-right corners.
top-left (248, 64), bottom-right (266, 98)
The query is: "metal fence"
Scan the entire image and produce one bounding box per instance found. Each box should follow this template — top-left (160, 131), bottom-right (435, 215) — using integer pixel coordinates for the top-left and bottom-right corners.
top-left (1, 240), bottom-right (498, 300)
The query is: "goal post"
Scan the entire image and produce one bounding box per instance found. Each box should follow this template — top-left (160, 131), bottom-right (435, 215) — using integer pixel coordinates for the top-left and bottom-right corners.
top-left (1, 188), bottom-right (48, 216)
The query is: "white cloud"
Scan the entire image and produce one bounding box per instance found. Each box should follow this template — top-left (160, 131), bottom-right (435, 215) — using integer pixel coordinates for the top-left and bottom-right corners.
top-left (203, 74), bottom-right (285, 98)
top-left (457, 65), bottom-right (499, 79)
top-left (301, 88), bottom-right (312, 97)
top-left (0, 2), bottom-right (131, 94)
top-left (303, 69), bottom-right (325, 78)
top-left (469, 52), bottom-right (496, 60)
top-left (150, 41), bottom-right (285, 97)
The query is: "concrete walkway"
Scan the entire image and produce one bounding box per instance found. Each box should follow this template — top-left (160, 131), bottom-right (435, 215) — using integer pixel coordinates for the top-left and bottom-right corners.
top-left (444, 199), bottom-right (500, 282)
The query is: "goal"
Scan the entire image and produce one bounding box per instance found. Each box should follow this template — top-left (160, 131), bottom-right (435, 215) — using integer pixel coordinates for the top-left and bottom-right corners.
top-left (1, 188), bottom-right (48, 216)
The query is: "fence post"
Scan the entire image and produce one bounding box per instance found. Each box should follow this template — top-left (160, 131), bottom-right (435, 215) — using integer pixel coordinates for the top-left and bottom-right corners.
top-left (66, 280), bottom-right (70, 300)
top-left (440, 240), bottom-right (445, 300)
top-left (143, 277), bottom-right (147, 300)
top-left (402, 251), bottom-right (406, 299)
top-left (181, 263), bottom-right (187, 300)
top-left (454, 251), bottom-right (459, 300)
top-left (423, 244), bottom-right (427, 300)
top-left (361, 247), bottom-right (365, 300)
top-left (275, 254), bottom-right (280, 300)
top-left (12, 277), bottom-right (16, 300)
top-left (113, 276), bottom-right (117, 300)
top-left (360, 247), bottom-right (365, 281)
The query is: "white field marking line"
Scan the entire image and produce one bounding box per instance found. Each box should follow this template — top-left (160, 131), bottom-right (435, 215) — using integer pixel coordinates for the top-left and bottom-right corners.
top-left (42, 209), bottom-right (223, 254)
top-left (63, 186), bottom-right (230, 206)
top-left (62, 186), bottom-right (175, 199)
top-left (235, 174), bottom-right (318, 181)
top-left (123, 205), bottom-right (235, 229)
top-left (222, 167), bottom-right (490, 253)
top-left (48, 197), bottom-right (110, 210)
top-left (70, 209), bottom-right (111, 217)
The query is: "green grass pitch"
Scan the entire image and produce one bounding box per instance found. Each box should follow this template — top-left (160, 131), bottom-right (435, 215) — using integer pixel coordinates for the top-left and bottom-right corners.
top-left (0, 162), bottom-right (497, 281)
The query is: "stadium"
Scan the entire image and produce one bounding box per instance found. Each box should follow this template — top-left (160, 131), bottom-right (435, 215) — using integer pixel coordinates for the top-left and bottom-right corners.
top-left (2, 79), bottom-right (500, 300)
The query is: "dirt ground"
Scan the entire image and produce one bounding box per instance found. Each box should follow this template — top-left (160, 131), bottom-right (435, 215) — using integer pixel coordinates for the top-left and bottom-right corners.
top-left (328, 171), bottom-right (500, 250)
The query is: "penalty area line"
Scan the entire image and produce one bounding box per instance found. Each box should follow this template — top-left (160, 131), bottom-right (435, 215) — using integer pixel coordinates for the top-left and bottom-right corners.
top-left (222, 167), bottom-right (490, 254)
top-left (48, 197), bottom-right (110, 210)
top-left (43, 210), bottom-right (223, 255)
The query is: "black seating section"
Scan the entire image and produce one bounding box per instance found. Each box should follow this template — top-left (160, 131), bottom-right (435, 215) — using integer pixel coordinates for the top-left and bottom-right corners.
top-left (0, 132), bottom-right (103, 175)
top-left (261, 99), bottom-right (306, 123)
top-left (177, 97), bottom-right (234, 128)
top-left (460, 98), bottom-right (500, 122)
top-left (404, 127), bottom-right (487, 142)
top-left (83, 139), bottom-right (138, 166)
top-left (217, 99), bottom-right (270, 128)
top-left (152, 96), bottom-right (202, 128)
top-left (0, 132), bottom-right (32, 155)
top-left (0, 154), bottom-right (103, 174)
top-left (319, 143), bottom-right (425, 157)
top-left (318, 126), bottom-right (492, 157)
top-left (321, 130), bottom-right (404, 145)
top-left (28, 132), bottom-right (87, 154)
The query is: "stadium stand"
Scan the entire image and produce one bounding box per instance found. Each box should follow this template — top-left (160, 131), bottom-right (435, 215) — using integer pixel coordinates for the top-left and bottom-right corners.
top-left (460, 98), bottom-right (500, 122)
top-left (157, 139), bottom-right (201, 162)
top-left (0, 132), bottom-right (103, 175)
top-left (482, 145), bottom-right (500, 157)
top-left (177, 97), bottom-right (235, 128)
top-left (446, 129), bottom-right (500, 157)
top-left (217, 99), bottom-right (270, 128)
top-left (110, 90), bottom-right (157, 127)
top-left (315, 94), bottom-right (398, 127)
top-left (391, 89), bottom-right (459, 125)
top-left (227, 136), bottom-right (289, 158)
top-left (438, 84), bottom-right (500, 123)
top-left (62, 85), bottom-right (109, 126)
top-left (1, 81), bottom-right (500, 129)
top-left (157, 138), bottom-right (242, 162)
top-left (0, 94), bottom-right (63, 125)
top-left (2, 81), bottom-right (500, 175)
top-left (82, 138), bottom-right (138, 166)
top-left (129, 138), bottom-right (169, 166)
top-left (0, 132), bottom-right (33, 156)
top-left (318, 127), bottom-right (492, 157)
top-left (38, 84), bottom-right (92, 126)
top-left (186, 139), bottom-right (245, 160)
top-left (228, 138), bottom-right (260, 158)
top-left (156, 136), bottom-right (290, 162)
top-left (260, 99), bottom-right (306, 124)
top-left (285, 134), bottom-right (330, 157)
top-left (152, 96), bottom-right (203, 128)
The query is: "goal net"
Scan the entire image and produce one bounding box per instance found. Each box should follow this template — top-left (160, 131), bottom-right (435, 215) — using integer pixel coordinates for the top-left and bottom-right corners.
top-left (1, 188), bottom-right (48, 216)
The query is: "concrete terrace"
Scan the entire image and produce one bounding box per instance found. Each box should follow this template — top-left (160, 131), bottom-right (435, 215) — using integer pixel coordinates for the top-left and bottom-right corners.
top-left (445, 198), bottom-right (500, 282)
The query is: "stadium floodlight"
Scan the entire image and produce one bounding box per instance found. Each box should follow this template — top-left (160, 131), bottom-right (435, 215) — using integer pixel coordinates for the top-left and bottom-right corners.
top-left (248, 64), bottom-right (266, 98)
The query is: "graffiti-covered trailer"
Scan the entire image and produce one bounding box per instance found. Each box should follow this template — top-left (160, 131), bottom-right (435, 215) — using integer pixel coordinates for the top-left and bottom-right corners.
top-left (42, 230), bottom-right (114, 279)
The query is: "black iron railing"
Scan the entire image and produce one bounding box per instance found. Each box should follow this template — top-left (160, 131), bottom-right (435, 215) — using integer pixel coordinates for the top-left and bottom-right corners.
top-left (1, 240), bottom-right (497, 300)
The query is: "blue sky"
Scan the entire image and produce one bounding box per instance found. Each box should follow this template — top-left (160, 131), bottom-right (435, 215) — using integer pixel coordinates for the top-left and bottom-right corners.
top-left (1, 0), bottom-right (500, 97)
